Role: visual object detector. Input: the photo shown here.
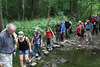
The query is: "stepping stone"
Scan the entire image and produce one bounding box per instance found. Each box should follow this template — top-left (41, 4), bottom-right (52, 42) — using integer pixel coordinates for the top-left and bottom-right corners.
top-left (42, 47), bottom-right (46, 49)
top-left (44, 51), bottom-right (49, 55)
top-left (30, 56), bottom-right (36, 62)
top-left (42, 50), bottom-right (47, 52)
top-left (71, 43), bottom-right (76, 45)
top-left (23, 65), bottom-right (26, 67)
top-left (31, 62), bottom-right (37, 66)
top-left (35, 53), bottom-right (39, 58)
top-left (71, 40), bottom-right (75, 42)
top-left (52, 45), bottom-right (60, 48)
top-left (36, 56), bottom-right (41, 61)
top-left (48, 48), bottom-right (53, 52)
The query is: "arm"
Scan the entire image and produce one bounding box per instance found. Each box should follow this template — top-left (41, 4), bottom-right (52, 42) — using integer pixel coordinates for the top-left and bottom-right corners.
top-left (26, 37), bottom-right (32, 53)
top-left (31, 37), bottom-right (34, 46)
top-left (50, 28), bottom-right (55, 37)
top-left (14, 38), bottom-right (18, 51)
top-left (41, 39), bottom-right (43, 47)
top-left (44, 31), bottom-right (46, 36)
top-left (54, 28), bottom-right (56, 34)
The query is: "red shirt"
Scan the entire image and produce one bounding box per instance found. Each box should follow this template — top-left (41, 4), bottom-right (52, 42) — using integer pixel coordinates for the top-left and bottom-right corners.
top-left (77, 27), bottom-right (81, 33)
top-left (46, 30), bottom-right (52, 38)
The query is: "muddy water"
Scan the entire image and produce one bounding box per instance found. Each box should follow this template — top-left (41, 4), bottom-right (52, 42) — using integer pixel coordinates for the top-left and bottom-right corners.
top-left (36, 47), bottom-right (100, 67)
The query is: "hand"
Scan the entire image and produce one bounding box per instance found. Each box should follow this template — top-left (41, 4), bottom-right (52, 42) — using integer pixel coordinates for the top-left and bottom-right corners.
top-left (53, 35), bottom-right (55, 38)
top-left (13, 52), bottom-right (16, 55)
top-left (61, 32), bottom-right (62, 34)
top-left (41, 44), bottom-right (42, 47)
top-left (30, 49), bottom-right (32, 53)
top-left (0, 62), bottom-right (3, 67)
top-left (14, 39), bottom-right (17, 43)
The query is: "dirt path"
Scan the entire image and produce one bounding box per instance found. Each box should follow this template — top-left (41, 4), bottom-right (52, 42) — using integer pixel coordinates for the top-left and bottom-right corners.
top-left (72, 32), bottom-right (100, 49)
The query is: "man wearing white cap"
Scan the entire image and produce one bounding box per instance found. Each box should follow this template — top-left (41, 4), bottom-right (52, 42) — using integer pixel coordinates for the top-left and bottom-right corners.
top-left (85, 20), bottom-right (93, 42)
top-left (30, 27), bottom-right (43, 58)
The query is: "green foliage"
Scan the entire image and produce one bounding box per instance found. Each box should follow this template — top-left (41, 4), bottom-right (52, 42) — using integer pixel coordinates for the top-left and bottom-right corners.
top-left (1, 0), bottom-right (99, 20)
top-left (4, 16), bottom-right (77, 39)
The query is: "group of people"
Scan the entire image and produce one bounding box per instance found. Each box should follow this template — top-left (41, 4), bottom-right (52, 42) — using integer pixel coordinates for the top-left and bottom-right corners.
top-left (76, 14), bottom-right (100, 42)
top-left (54, 19), bottom-right (72, 42)
top-left (0, 14), bottom-right (100, 67)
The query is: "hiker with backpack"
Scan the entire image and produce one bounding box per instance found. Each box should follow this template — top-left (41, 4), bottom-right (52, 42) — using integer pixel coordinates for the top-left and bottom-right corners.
top-left (30, 27), bottom-right (43, 58)
top-left (44, 26), bottom-right (55, 49)
top-left (55, 21), bottom-right (62, 42)
top-left (85, 20), bottom-right (93, 42)
top-left (92, 18), bottom-right (98, 35)
top-left (15, 31), bottom-right (32, 67)
top-left (65, 19), bottom-right (72, 39)
top-left (60, 21), bottom-right (65, 41)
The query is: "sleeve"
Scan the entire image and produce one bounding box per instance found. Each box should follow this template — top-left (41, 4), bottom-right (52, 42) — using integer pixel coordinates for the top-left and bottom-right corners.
top-left (40, 33), bottom-right (43, 39)
top-left (0, 36), bottom-right (3, 50)
top-left (0, 57), bottom-right (2, 62)
top-left (91, 24), bottom-right (93, 28)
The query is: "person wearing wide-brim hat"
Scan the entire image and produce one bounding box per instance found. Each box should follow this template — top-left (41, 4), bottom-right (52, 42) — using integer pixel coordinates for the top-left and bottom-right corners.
top-left (16, 31), bottom-right (32, 67)
top-left (30, 27), bottom-right (43, 58)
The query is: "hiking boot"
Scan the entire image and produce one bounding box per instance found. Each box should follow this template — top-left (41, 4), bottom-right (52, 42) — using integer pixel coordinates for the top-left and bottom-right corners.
top-left (46, 45), bottom-right (49, 49)
top-left (49, 46), bottom-right (52, 49)
top-left (26, 60), bottom-right (32, 66)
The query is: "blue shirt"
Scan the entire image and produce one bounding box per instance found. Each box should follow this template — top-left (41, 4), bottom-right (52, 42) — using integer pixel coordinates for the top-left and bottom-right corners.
top-left (61, 24), bottom-right (65, 32)
top-left (86, 24), bottom-right (93, 30)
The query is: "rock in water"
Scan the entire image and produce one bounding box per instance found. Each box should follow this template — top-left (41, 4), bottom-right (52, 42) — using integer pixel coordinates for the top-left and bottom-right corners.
top-left (48, 48), bottom-right (53, 52)
top-left (60, 58), bottom-right (68, 64)
top-left (31, 62), bottom-right (37, 66)
top-left (42, 50), bottom-right (47, 52)
top-left (44, 51), bottom-right (49, 56)
top-left (52, 45), bottom-right (60, 48)
top-left (36, 56), bottom-right (41, 61)
top-left (35, 53), bottom-right (39, 58)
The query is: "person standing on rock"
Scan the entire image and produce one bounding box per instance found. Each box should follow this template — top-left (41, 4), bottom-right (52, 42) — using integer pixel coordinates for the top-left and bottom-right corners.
top-left (15, 31), bottom-right (32, 67)
top-left (60, 21), bottom-right (65, 41)
top-left (85, 20), bottom-right (93, 42)
top-left (54, 21), bottom-right (62, 42)
top-left (44, 26), bottom-right (55, 49)
top-left (30, 27), bottom-right (43, 58)
top-left (76, 23), bottom-right (81, 40)
top-left (65, 19), bottom-right (72, 39)
top-left (92, 18), bottom-right (99, 35)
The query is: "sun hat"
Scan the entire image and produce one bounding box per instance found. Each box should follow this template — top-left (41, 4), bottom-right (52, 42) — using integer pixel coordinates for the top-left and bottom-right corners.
top-left (78, 20), bottom-right (81, 23)
top-left (18, 31), bottom-right (24, 38)
top-left (35, 27), bottom-right (39, 31)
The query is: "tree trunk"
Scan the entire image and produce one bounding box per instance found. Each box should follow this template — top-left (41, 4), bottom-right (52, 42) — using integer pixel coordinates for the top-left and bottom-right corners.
top-left (22, 0), bottom-right (25, 20)
top-left (0, 0), bottom-right (4, 32)
top-left (48, 1), bottom-right (50, 18)
top-left (72, 0), bottom-right (78, 13)
top-left (5, 0), bottom-right (8, 17)
top-left (70, 0), bottom-right (71, 13)
top-left (32, 0), bottom-right (34, 17)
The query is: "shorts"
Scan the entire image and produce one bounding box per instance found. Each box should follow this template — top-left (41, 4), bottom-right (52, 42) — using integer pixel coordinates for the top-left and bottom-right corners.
top-left (19, 49), bottom-right (29, 55)
top-left (77, 33), bottom-right (81, 36)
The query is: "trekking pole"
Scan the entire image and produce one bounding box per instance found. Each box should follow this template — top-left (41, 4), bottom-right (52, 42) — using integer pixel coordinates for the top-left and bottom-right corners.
top-left (46, 18), bottom-right (52, 27)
